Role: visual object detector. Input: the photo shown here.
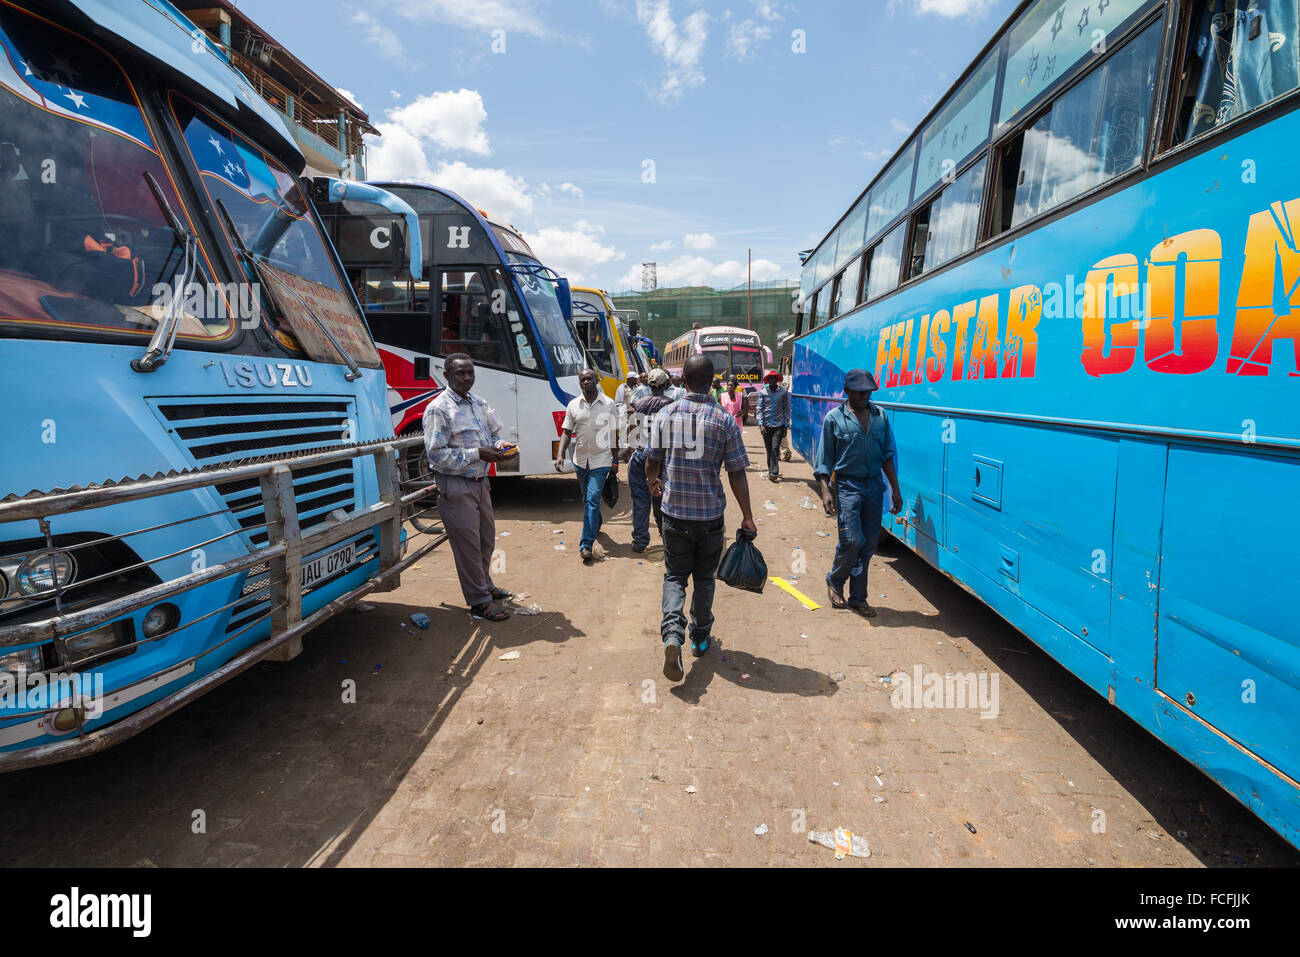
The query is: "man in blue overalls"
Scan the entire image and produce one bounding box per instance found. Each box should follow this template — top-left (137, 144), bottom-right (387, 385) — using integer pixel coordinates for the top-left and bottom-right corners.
top-left (813, 369), bottom-right (902, 618)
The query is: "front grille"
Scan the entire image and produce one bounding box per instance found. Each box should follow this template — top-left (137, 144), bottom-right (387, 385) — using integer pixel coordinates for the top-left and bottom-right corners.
top-left (151, 396), bottom-right (359, 547)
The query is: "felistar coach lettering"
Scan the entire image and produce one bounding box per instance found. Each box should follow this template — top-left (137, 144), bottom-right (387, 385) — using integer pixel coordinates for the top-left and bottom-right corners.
top-left (49, 888), bottom-right (151, 937)
top-left (873, 199), bottom-right (1300, 388)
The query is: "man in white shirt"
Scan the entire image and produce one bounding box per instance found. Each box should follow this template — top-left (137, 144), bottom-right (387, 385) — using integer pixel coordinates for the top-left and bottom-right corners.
top-left (555, 369), bottom-right (620, 562)
top-left (615, 372), bottom-right (638, 407)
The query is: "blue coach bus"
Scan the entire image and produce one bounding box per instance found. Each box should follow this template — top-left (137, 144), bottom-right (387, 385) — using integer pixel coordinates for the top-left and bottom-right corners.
top-left (794, 0), bottom-right (1299, 847)
top-left (0, 0), bottom-right (434, 765)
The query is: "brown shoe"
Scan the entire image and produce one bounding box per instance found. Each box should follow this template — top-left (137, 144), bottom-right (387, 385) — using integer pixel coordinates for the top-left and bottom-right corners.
top-left (849, 603), bottom-right (878, 619)
top-left (826, 581), bottom-right (847, 609)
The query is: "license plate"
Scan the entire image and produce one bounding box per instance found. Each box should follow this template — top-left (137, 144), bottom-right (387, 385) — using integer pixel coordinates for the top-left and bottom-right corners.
top-left (300, 542), bottom-right (357, 589)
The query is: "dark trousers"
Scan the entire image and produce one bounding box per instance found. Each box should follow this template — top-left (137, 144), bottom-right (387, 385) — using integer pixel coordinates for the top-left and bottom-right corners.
top-left (660, 514), bottom-right (726, 646)
top-left (826, 476), bottom-right (883, 608)
top-left (628, 448), bottom-right (663, 548)
top-left (435, 472), bottom-right (498, 607)
top-left (760, 425), bottom-right (787, 478)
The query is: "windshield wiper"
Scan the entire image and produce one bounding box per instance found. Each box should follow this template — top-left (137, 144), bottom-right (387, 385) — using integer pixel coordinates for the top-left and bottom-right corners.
top-left (216, 198), bottom-right (362, 382)
top-left (131, 171), bottom-right (197, 374)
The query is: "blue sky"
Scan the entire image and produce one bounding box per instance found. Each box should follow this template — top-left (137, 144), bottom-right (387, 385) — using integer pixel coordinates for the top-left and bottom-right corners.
top-left (241, 0), bottom-right (1019, 292)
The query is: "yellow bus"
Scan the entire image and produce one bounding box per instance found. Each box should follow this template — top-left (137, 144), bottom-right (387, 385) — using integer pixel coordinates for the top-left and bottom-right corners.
top-left (572, 286), bottom-right (641, 397)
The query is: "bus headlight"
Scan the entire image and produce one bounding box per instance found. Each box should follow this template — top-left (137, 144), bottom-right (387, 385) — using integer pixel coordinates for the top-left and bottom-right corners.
top-left (141, 604), bottom-right (179, 639)
top-left (0, 569), bottom-right (7, 602)
top-left (63, 622), bottom-right (130, 666)
top-left (15, 551), bottom-right (76, 597)
top-left (0, 646), bottom-right (44, 677)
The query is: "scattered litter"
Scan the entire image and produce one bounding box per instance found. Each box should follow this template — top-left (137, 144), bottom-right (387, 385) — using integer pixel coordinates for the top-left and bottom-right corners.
top-left (873, 796), bottom-right (885, 804)
top-left (873, 776), bottom-right (883, 788)
top-left (965, 821), bottom-right (977, 834)
top-left (373, 664), bottom-right (382, 671)
top-left (763, 502), bottom-right (778, 512)
top-left (817, 532), bottom-right (831, 537)
top-left (554, 545), bottom-right (566, 551)
top-left (808, 829), bottom-right (870, 859)
top-left (476, 718), bottom-right (484, 725)
top-left (799, 497), bottom-right (817, 510)
top-left (338, 659), bottom-right (347, 664)
top-left (354, 601), bottom-right (375, 613)
top-left (754, 823), bottom-right (768, 836)
top-left (498, 650), bottom-right (521, 661)
top-left (499, 532), bottom-right (511, 538)
top-left (720, 655), bottom-right (727, 661)
top-left (998, 646), bottom-right (1030, 655)
top-left (685, 785), bottom-right (697, 794)
top-left (740, 674), bottom-right (750, 680)
top-left (513, 592), bottom-right (531, 601)
top-left (552, 529), bottom-right (563, 534)
top-left (513, 603), bottom-right (543, 615)
top-left (1177, 829), bottom-right (1188, 839)
top-left (800, 633), bottom-right (809, 639)
top-left (829, 671), bottom-right (846, 683)
top-left (833, 781), bottom-right (840, 787)
top-left (410, 613), bottom-right (431, 630)
top-left (1068, 781), bottom-right (1075, 788)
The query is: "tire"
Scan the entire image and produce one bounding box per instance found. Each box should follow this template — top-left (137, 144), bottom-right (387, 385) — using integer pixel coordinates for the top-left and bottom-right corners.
top-left (401, 430), bottom-right (441, 534)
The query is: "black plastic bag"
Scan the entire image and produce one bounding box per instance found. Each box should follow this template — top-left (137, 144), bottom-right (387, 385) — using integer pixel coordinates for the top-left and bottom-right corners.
top-left (602, 470), bottom-right (620, 508)
top-left (717, 527), bottom-right (766, 593)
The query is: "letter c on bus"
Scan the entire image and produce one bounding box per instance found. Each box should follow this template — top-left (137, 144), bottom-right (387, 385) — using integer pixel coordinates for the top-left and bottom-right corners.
top-left (371, 226), bottom-right (391, 249)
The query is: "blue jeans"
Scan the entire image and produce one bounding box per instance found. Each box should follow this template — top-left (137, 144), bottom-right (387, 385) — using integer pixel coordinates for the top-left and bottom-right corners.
top-left (573, 464), bottom-right (610, 551)
top-left (660, 515), bottom-right (726, 646)
top-left (826, 476), bottom-right (883, 608)
top-left (628, 449), bottom-right (663, 548)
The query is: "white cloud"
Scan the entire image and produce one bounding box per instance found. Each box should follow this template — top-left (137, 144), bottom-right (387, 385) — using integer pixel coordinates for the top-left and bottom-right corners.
top-left (524, 221), bottom-right (626, 285)
top-left (726, 18), bottom-right (772, 60)
top-left (352, 11), bottom-right (421, 71)
top-left (827, 135), bottom-right (848, 147)
top-left (650, 239), bottom-right (674, 251)
top-left (389, 89), bottom-right (402, 100)
top-left (335, 87), bottom-right (363, 109)
top-left (683, 232), bottom-right (716, 251)
top-left (617, 254), bottom-right (782, 289)
top-left (889, 117), bottom-right (911, 134)
top-left (888, 0), bottom-right (998, 17)
top-left (423, 160), bottom-right (534, 220)
top-left (380, 89), bottom-right (492, 156)
top-left (391, 0), bottom-right (555, 39)
top-left (557, 181), bottom-right (585, 199)
top-left (637, 0), bottom-right (709, 104)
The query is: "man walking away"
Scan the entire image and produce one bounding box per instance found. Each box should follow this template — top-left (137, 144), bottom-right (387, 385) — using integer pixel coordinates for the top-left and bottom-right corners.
top-left (646, 355), bottom-right (756, 681)
top-left (626, 368), bottom-right (674, 552)
top-left (556, 369), bottom-right (620, 563)
top-left (814, 369), bottom-right (902, 619)
top-left (424, 354), bottom-right (518, 621)
top-left (756, 370), bottom-right (791, 482)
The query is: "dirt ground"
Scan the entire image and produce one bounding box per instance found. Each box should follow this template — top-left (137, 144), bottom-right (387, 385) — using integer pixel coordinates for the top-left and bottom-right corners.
top-left (1, 431), bottom-right (1295, 867)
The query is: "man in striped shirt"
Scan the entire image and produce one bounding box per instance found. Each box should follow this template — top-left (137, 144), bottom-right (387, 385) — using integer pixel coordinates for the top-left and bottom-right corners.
top-left (646, 355), bottom-right (756, 681)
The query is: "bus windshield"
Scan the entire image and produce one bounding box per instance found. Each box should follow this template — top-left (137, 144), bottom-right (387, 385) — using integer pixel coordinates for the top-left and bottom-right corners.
top-left (170, 93), bottom-right (380, 368)
top-left (731, 346), bottom-right (762, 382)
top-left (0, 9), bottom-right (227, 344)
top-left (505, 253), bottom-right (583, 377)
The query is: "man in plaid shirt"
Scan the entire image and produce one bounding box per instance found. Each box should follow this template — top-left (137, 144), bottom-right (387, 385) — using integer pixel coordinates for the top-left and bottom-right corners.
top-left (646, 355), bottom-right (756, 681)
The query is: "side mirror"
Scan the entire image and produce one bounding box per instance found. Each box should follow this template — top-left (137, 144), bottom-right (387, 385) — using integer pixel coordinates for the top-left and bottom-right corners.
top-left (391, 219), bottom-right (403, 277)
top-left (556, 277), bottom-right (572, 322)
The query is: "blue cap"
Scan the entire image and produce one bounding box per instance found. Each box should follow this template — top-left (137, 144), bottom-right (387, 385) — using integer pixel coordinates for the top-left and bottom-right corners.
top-left (844, 369), bottom-right (879, 392)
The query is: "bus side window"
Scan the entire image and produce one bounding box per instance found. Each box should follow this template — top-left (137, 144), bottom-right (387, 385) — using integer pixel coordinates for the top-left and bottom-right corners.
top-left (1166, 0), bottom-right (1300, 149)
top-left (990, 21), bottom-right (1162, 236)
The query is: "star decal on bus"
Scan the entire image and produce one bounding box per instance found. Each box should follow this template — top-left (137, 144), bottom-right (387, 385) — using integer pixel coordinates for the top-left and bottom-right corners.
top-left (63, 89), bottom-right (87, 110)
top-left (209, 135), bottom-right (224, 155)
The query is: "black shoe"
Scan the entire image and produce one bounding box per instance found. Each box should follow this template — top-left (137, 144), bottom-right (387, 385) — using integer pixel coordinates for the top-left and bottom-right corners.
top-left (663, 640), bottom-right (684, 682)
top-left (580, 547), bottom-right (594, 562)
top-left (632, 543), bottom-right (647, 553)
top-left (490, 587), bottom-right (513, 601)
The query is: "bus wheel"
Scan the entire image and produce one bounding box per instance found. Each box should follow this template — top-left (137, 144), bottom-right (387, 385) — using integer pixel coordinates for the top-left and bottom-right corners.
top-left (402, 431), bottom-right (441, 535)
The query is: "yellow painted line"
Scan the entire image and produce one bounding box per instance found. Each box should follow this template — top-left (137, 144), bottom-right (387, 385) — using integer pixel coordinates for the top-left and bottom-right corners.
top-left (770, 577), bottom-right (821, 610)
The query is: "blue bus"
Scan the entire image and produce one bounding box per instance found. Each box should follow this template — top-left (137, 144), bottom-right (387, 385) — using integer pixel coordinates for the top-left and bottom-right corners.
top-left (0, 0), bottom-right (433, 765)
top-left (793, 0), bottom-right (1299, 847)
